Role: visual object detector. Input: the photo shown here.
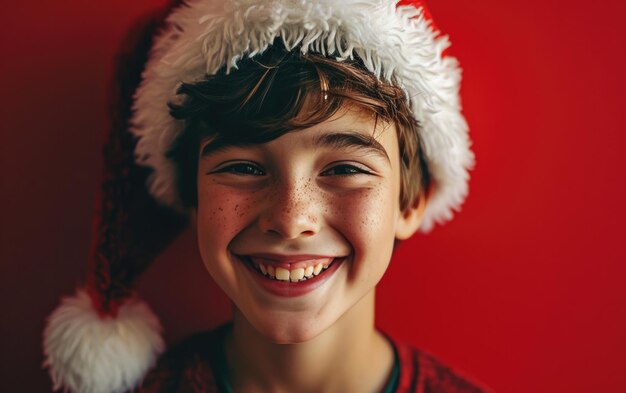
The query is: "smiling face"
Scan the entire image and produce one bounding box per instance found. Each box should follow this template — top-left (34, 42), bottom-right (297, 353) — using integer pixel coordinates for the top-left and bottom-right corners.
top-left (194, 105), bottom-right (424, 343)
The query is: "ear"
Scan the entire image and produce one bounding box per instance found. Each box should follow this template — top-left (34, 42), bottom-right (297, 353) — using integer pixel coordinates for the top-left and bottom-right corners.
top-left (395, 191), bottom-right (428, 240)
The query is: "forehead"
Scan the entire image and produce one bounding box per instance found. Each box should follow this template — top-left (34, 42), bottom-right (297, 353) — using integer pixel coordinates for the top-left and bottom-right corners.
top-left (200, 105), bottom-right (398, 158)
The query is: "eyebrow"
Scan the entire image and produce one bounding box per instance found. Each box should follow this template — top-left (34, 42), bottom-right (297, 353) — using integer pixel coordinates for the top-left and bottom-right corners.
top-left (313, 131), bottom-right (390, 162)
top-left (200, 131), bottom-right (391, 162)
top-left (200, 139), bottom-right (256, 158)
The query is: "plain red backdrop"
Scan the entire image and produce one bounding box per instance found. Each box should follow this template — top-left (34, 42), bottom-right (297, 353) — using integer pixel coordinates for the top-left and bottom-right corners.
top-left (1, 0), bottom-right (625, 392)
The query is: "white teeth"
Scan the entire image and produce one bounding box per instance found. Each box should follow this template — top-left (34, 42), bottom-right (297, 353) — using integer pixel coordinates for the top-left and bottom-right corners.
top-left (290, 268), bottom-right (305, 282)
top-left (275, 267), bottom-right (290, 281)
top-left (266, 265), bottom-right (275, 278)
top-left (252, 259), bottom-right (336, 281)
top-left (304, 265), bottom-right (314, 278)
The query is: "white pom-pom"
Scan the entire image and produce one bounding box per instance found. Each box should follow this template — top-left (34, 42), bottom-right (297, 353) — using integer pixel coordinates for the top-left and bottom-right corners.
top-left (43, 289), bottom-right (165, 393)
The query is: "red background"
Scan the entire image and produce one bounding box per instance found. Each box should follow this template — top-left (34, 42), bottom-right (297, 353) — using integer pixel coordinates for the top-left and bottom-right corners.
top-left (2, 0), bottom-right (625, 392)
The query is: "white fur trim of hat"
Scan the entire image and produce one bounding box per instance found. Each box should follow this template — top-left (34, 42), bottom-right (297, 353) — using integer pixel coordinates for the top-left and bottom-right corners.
top-left (131, 0), bottom-right (474, 232)
top-left (43, 289), bottom-right (164, 393)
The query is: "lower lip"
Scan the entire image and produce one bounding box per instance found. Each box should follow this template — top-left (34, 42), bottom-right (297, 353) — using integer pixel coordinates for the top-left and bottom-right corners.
top-left (239, 256), bottom-right (345, 297)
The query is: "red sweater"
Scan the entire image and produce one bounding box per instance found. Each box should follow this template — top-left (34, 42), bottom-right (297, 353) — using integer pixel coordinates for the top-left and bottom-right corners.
top-left (139, 324), bottom-right (488, 393)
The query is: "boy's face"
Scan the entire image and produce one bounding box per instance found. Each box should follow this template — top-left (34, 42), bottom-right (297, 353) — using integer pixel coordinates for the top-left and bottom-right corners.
top-left (195, 105), bottom-right (423, 343)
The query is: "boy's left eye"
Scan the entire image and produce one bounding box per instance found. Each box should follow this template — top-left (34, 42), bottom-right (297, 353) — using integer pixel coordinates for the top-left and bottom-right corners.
top-left (321, 164), bottom-right (372, 176)
top-left (214, 162), bottom-right (265, 176)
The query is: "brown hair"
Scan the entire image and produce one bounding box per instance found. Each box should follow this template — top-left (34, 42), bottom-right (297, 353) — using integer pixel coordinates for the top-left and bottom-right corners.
top-left (167, 40), bottom-right (429, 212)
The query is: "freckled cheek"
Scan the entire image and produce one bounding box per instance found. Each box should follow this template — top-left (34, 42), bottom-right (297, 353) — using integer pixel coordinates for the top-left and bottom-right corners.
top-left (196, 185), bottom-right (258, 251)
top-left (328, 186), bottom-right (397, 249)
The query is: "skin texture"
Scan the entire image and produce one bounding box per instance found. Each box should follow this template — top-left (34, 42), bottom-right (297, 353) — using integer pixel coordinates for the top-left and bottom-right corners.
top-left (193, 105), bottom-right (425, 392)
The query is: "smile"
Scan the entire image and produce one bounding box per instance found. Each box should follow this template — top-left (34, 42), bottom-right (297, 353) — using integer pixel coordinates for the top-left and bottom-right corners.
top-left (248, 256), bottom-right (333, 282)
top-left (236, 254), bottom-right (346, 297)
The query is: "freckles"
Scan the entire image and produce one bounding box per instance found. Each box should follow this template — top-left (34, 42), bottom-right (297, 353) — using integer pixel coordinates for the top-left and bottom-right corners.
top-left (207, 200), bottom-right (229, 232)
top-left (202, 193), bottom-right (255, 238)
top-left (270, 176), bottom-right (321, 219)
top-left (305, 180), bottom-right (323, 224)
top-left (330, 187), bottom-right (389, 237)
top-left (234, 197), bottom-right (254, 219)
top-left (358, 189), bottom-right (385, 230)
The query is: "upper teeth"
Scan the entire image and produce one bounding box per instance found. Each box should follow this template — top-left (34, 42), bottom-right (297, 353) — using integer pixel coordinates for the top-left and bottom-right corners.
top-left (254, 261), bottom-right (330, 282)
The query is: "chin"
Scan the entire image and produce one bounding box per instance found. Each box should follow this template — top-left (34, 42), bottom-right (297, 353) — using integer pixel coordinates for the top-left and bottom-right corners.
top-left (253, 315), bottom-right (328, 344)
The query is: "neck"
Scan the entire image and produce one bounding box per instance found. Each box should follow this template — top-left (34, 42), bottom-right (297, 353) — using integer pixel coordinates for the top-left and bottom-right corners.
top-left (224, 289), bottom-right (393, 393)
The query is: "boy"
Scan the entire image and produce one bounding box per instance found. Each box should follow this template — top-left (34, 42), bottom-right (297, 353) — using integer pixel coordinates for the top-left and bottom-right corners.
top-left (43, 1), bottom-right (481, 392)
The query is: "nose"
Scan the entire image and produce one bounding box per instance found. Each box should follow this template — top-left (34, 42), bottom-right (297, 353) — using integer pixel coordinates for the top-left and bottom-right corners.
top-left (258, 177), bottom-right (321, 239)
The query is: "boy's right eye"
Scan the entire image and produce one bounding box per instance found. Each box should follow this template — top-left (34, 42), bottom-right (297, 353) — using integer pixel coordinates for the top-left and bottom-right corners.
top-left (213, 162), bottom-right (266, 176)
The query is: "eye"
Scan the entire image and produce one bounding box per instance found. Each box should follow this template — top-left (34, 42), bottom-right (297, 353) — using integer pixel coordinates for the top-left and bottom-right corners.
top-left (214, 162), bottom-right (265, 176)
top-left (321, 164), bottom-right (372, 176)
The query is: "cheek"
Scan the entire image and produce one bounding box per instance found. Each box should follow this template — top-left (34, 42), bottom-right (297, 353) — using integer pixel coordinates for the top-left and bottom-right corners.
top-left (326, 185), bottom-right (397, 286)
top-left (328, 184), bottom-right (398, 252)
top-left (196, 183), bottom-right (259, 261)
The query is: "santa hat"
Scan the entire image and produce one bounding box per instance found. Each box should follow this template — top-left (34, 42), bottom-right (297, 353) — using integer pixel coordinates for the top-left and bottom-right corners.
top-left (43, 1), bottom-right (473, 392)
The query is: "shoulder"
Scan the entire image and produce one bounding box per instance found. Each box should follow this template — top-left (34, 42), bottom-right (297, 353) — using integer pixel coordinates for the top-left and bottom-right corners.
top-left (138, 324), bottom-right (230, 393)
top-left (392, 339), bottom-right (492, 393)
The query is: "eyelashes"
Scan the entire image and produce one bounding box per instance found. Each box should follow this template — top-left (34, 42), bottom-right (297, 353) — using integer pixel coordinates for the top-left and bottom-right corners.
top-left (213, 162), bottom-right (266, 176)
top-left (210, 162), bottom-right (373, 177)
top-left (320, 164), bottom-right (372, 176)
